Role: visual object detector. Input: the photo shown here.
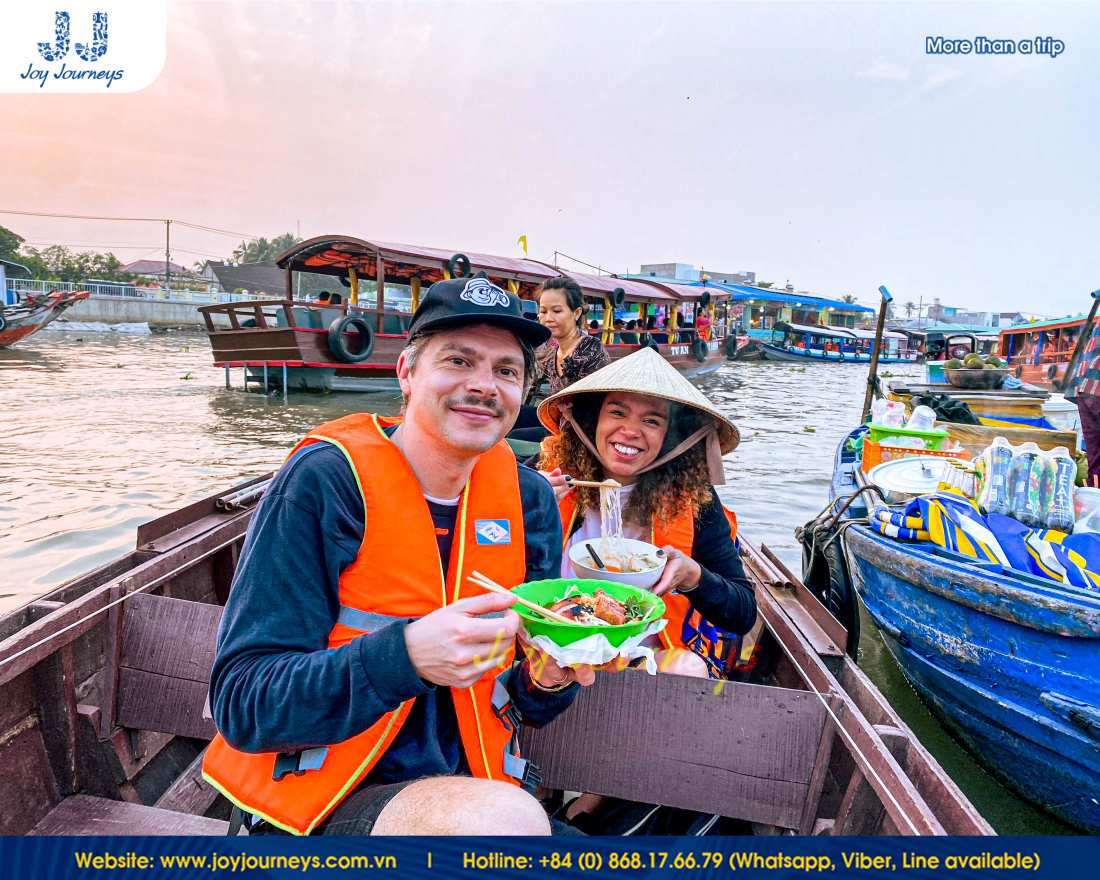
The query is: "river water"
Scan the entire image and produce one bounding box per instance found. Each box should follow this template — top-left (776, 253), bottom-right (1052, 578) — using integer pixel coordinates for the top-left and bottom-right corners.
top-left (0, 329), bottom-right (1070, 833)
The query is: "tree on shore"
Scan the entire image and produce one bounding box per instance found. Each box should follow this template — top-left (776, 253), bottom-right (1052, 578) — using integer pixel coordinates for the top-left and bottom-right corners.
top-left (841, 294), bottom-right (858, 304)
top-left (0, 223), bottom-right (135, 282)
top-left (229, 233), bottom-right (301, 264)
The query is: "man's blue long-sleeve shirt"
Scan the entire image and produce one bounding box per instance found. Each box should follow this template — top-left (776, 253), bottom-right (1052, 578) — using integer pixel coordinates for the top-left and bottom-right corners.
top-left (209, 442), bottom-right (574, 784)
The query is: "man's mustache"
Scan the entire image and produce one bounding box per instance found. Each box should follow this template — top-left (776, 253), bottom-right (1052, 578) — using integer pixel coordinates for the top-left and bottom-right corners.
top-left (447, 394), bottom-right (504, 418)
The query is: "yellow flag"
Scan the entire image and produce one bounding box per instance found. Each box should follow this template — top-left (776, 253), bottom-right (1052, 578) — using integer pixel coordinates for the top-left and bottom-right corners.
top-left (517, 234), bottom-right (528, 256)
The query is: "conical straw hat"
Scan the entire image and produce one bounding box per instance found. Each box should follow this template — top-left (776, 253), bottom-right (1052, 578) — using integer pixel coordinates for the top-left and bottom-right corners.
top-left (538, 347), bottom-right (740, 454)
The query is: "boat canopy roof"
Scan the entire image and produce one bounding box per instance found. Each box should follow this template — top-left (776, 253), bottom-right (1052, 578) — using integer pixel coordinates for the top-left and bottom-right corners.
top-left (276, 235), bottom-right (558, 292)
top-left (848, 327), bottom-right (908, 341)
top-left (778, 322), bottom-right (856, 339)
top-left (1002, 314), bottom-right (1087, 334)
top-left (520, 263), bottom-right (677, 303)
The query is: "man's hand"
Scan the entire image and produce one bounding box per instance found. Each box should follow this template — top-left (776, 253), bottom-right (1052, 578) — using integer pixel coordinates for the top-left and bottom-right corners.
top-left (404, 592), bottom-right (520, 689)
top-left (523, 643), bottom-right (595, 689)
top-left (651, 546), bottom-right (702, 596)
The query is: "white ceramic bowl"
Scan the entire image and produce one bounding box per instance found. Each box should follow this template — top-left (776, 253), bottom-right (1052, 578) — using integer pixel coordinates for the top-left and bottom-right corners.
top-left (567, 538), bottom-right (667, 590)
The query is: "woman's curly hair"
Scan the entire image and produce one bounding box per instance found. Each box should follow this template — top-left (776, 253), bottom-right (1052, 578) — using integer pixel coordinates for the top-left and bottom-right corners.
top-left (540, 392), bottom-right (714, 528)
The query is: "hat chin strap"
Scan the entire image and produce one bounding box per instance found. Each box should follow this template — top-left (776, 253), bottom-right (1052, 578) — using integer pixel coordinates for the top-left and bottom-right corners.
top-left (558, 402), bottom-right (726, 486)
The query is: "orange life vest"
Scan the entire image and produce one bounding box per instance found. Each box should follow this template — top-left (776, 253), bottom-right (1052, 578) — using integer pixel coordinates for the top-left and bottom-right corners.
top-left (557, 490), bottom-right (737, 657)
top-left (203, 413), bottom-right (528, 835)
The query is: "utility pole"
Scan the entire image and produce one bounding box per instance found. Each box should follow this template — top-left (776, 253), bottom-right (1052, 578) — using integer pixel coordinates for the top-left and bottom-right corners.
top-left (164, 219), bottom-right (172, 292)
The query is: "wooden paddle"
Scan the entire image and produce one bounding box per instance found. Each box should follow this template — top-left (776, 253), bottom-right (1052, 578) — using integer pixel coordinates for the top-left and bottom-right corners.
top-left (861, 285), bottom-right (893, 424)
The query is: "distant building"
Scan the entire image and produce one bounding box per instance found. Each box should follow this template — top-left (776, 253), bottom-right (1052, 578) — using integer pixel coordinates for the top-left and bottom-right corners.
top-left (122, 259), bottom-right (189, 279)
top-left (639, 262), bottom-right (756, 286)
top-left (201, 260), bottom-right (287, 297)
top-left (924, 298), bottom-right (1025, 328)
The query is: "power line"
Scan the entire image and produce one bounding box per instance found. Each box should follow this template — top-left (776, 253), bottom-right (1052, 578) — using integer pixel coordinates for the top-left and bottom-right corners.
top-left (0, 208), bottom-right (261, 240)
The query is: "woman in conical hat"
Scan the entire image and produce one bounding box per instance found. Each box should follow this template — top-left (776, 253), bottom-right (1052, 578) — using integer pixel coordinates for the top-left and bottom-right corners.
top-left (537, 347), bottom-right (757, 680)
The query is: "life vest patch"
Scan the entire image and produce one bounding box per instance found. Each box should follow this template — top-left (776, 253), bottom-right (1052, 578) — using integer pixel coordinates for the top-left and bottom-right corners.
top-left (475, 519), bottom-right (511, 545)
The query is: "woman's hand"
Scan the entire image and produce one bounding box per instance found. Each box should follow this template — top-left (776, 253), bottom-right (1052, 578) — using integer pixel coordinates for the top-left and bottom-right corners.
top-left (523, 643), bottom-right (595, 689)
top-left (540, 467), bottom-right (571, 501)
top-left (652, 546), bottom-right (702, 596)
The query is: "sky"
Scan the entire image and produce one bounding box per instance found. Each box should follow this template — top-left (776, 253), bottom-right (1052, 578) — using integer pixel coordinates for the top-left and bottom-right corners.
top-left (1, 0), bottom-right (1097, 315)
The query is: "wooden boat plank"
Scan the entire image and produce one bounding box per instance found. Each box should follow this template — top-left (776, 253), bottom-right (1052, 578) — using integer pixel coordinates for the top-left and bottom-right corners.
top-left (135, 474), bottom-right (269, 549)
top-left (0, 516), bottom-right (250, 689)
top-left (30, 794), bottom-right (228, 836)
top-left (523, 673), bottom-right (830, 830)
top-left (154, 748), bottom-right (218, 816)
top-left (757, 541), bottom-right (848, 653)
top-left (752, 581), bottom-right (946, 835)
top-left (32, 644), bottom-right (80, 797)
top-left (798, 697), bottom-right (840, 834)
top-left (839, 657), bottom-right (993, 835)
top-left (0, 722), bottom-right (60, 834)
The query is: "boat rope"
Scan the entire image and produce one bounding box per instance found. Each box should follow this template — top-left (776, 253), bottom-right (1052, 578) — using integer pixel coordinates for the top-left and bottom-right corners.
top-left (0, 533), bottom-right (242, 673)
top-left (764, 612), bottom-right (925, 835)
top-left (796, 485), bottom-right (882, 578)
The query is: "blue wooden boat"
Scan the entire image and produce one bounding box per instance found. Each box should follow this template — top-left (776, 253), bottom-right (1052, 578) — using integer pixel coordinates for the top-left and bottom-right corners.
top-left (819, 428), bottom-right (1100, 831)
top-left (760, 322), bottom-right (918, 364)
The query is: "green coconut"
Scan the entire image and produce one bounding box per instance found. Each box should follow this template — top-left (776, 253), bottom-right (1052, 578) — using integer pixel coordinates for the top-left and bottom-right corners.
top-left (984, 356), bottom-right (1004, 367)
top-left (944, 358), bottom-right (964, 369)
top-left (963, 354), bottom-right (985, 368)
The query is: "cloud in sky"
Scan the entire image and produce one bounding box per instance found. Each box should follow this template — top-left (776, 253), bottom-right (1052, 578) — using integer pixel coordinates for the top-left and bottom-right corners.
top-left (857, 61), bottom-right (910, 81)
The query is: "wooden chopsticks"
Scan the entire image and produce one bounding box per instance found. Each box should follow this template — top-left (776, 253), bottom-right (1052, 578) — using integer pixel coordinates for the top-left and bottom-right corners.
top-left (467, 571), bottom-right (577, 625)
top-left (563, 477), bottom-right (622, 489)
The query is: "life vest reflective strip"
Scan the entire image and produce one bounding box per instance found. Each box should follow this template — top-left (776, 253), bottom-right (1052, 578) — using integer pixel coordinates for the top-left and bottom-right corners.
top-left (557, 491), bottom-right (737, 654)
top-left (203, 413), bottom-right (526, 835)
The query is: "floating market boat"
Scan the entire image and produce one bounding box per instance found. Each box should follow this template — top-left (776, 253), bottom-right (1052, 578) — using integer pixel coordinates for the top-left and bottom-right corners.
top-left (812, 423), bottom-right (1100, 832)
top-left (0, 476), bottom-right (989, 836)
top-left (0, 260), bottom-right (90, 348)
top-left (998, 315), bottom-right (1087, 389)
top-left (198, 236), bottom-right (735, 393)
top-left (759, 323), bottom-right (917, 364)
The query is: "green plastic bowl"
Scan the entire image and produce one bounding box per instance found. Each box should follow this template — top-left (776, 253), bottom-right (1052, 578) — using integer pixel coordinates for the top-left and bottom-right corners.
top-left (511, 578), bottom-right (666, 647)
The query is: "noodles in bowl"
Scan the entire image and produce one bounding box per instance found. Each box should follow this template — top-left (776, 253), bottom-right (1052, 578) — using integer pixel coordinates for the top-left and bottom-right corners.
top-left (568, 537), bottom-right (667, 589)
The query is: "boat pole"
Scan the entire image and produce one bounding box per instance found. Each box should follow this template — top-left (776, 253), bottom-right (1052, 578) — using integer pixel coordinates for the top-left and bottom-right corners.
top-left (1058, 288), bottom-right (1100, 393)
top-left (861, 285), bottom-right (893, 423)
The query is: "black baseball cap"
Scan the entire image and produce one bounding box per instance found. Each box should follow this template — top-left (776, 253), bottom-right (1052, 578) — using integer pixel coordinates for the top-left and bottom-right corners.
top-left (407, 275), bottom-right (550, 348)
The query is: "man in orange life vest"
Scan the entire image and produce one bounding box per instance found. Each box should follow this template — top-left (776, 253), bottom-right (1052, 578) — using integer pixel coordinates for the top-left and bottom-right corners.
top-left (203, 275), bottom-right (593, 835)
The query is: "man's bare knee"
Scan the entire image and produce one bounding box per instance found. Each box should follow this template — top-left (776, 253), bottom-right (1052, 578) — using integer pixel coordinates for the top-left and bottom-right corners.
top-left (371, 777), bottom-right (550, 835)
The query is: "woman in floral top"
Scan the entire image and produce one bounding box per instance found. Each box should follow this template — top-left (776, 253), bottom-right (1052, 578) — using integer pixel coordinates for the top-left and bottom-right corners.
top-left (535, 277), bottom-right (611, 394)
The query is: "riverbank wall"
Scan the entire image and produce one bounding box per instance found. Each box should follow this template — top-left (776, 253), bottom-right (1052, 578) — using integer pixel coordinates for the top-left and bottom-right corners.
top-left (65, 295), bottom-right (230, 327)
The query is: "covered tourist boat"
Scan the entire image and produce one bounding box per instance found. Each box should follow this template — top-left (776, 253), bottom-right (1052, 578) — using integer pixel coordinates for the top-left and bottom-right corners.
top-left (0, 259), bottom-right (90, 348)
top-left (0, 477), bottom-right (990, 836)
top-left (198, 236), bottom-right (737, 393)
top-left (760, 323), bottom-right (917, 364)
top-left (999, 315), bottom-right (1087, 389)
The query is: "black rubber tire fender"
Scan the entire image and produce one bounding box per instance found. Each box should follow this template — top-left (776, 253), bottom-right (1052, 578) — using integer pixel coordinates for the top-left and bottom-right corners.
top-left (640, 333), bottom-right (660, 350)
top-left (0, 313), bottom-right (6, 333)
top-left (691, 338), bottom-right (708, 362)
top-left (327, 316), bottom-right (374, 363)
top-left (447, 253), bottom-right (472, 279)
top-left (698, 290), bottom-right (711, 308)
top-left (724, 335), bottom-right (738, 359)
top-left (1015, 365), bottom-right (1023, 378)
top-left (1047, 363), bottom-right (1060, 381)
top-left (609, 287), bottom-right (625, 308)
top-left (800, 528), bottom-right (860, 657)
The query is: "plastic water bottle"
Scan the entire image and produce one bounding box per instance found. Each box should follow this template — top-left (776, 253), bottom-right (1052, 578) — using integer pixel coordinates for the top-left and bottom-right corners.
top-left (981, 437), bottom-right (1013, 516)
top-left (1009, 442), bottom-right (1044, 526)
top-left (1045, 447), bottom-right (1077, 533)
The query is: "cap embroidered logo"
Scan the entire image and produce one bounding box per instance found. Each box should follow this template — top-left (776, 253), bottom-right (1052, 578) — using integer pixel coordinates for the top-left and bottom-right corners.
top-left (460, 278), bottom-right (511, 309)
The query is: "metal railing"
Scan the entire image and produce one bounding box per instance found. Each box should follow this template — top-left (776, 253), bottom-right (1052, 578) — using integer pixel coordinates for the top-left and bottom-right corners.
top-left (6, 278), bottom-right (269, 305)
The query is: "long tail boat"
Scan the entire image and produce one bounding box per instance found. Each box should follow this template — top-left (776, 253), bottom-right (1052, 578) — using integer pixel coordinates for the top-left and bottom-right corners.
top-left (0, 479), bottom-right (990, 836)
top-left (0, 260), bottom-right (89, 349)
top-left (759, 323), bottom-right (918, 364)
top-left (197, 236), bottom-right (735, 393)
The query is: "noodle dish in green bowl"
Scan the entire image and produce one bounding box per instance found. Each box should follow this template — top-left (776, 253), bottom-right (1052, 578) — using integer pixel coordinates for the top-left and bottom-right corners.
top-left (511, 578), bottom-right (665, 648)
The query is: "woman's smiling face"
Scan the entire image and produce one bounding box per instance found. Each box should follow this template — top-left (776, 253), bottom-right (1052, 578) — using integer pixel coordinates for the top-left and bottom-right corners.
top-left (594, 392), bottom-right (671, 484)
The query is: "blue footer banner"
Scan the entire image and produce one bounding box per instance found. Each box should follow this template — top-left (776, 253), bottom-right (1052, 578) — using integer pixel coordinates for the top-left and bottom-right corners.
top-left (1, 836), bottom-right (1097, 880)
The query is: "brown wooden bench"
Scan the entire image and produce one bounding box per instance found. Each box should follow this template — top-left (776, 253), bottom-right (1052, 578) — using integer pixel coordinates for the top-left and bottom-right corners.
top-left (33, 594), bottom-right (837, 835)
top-left (31, 593), bottom-right (225, 835)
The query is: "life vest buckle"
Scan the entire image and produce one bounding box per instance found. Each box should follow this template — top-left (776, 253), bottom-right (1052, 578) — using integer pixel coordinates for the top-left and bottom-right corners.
top-left (272, 747), bottom-right (329, 781)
